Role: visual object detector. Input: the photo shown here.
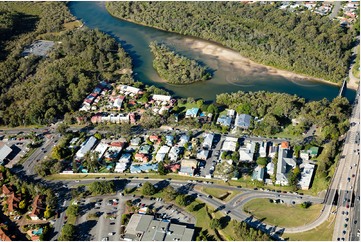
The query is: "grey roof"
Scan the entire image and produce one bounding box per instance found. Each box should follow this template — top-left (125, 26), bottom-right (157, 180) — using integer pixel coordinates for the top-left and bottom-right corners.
top-left (235, 113), bottom-right (252, 128)
top-left (0, 145), bottom-right (12, 162)
top-left (125, 214), bottom-right (194, 241)
top-left (76, 136), bottom-right (97, 158)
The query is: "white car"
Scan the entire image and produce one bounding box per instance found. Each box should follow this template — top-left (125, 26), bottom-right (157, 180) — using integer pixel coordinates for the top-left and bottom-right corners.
top-left (108, 232), bottom-right (114, 236)
top-left (101, 237), bottom-right (108, 241)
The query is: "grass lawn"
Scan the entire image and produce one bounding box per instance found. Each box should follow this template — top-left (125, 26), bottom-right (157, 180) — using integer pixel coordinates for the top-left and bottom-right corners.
top-left (177, 102), bottom-right (198, 113)
top-left (185, 200), bottom-right (220, 240)
top-left (243, 198), bottom-right (323, 228)
top-left (200, 186), bottom-right (241, 202)
top-left (282, 213), bottom-right (335, 241)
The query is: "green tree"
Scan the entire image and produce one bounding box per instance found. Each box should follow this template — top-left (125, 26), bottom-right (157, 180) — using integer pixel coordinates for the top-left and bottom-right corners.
top-left (142, 182), bottom-right (156, 196)
top-left (175, 194), bottom-right (187, 207)
top-left (256, 157), bottom-right (268, 167)
top-left (66, 204), bottom-right (79, 217)
top-left (56, 123), bottom-right (69, 135)
top-left (94, 132), bottom-right (102, 140)
top-left (58, 224), bottom-right (75, 241)
top-left (19, 200), bottom-right (26, 210)
top-left (158, 162), bottom-right (168, 175)
top-left (196, 99), bottom-right (204, 109)
top-left (162, 185), bottom-right (178, 201)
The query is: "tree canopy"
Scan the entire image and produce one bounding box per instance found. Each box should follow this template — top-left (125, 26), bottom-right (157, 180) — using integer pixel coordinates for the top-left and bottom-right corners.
top-left (107, 1), bottom-right (356, 83)
top-left (149, 41), bottom-right (211, 84)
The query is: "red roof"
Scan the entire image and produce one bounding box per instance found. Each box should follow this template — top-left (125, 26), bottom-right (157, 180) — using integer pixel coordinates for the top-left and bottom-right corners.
top-left (281, 141), bottom-right (289, 149)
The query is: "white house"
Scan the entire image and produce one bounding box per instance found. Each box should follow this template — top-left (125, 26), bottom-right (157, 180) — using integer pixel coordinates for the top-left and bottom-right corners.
top-left (259, 141), bottom-right (268, 157)
top-left (238, 141), bottom-right (255, 162)
top-left (276, 142), bottom-right (296, 186)
top-left (75, 136), bottom-right (97, 159)
top-left (202, 133), bottom-right (214, 149)
top-left (156, 145), bottom-right (170, 162)
top-left (119, 85), bottom-right (140, 94)
top-left (235, 114), bottom-right (252, 129)
top-left (114, 162), bottom-right (128, 173)
top-left (168, 146), bottom-right (181, 162)
top-left (298, 163), bottom-right (315, 190)
top-left (268, 144), bottom-right (278, 159)
top-left (94, 142), bottom-right (108, 160)
top-left (252, 165), bottom-right (264, 181)
top-left (113, 97), bottom-right (124, 109)
top-left (222, 137), bottom-right (238, 152)
top-left (197, 149), bottom-right (209, 160)
top-left (152, 94), bottom-right (171, 102)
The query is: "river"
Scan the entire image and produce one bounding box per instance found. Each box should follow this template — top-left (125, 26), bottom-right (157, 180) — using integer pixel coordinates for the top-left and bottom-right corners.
top-left (68, 1), bottom-right (356, 102)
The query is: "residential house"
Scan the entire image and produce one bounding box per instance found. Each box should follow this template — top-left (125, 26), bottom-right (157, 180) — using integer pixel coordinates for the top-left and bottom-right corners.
top-left (168, 146), bottom-right (181, 162)
top-left (104, 142), bottom-right (124, 162)
top-left (114, 162), bottom-right (128, 173)
top-left (2, 185), bottom-right (21, 215)
top-left (185, 108), bottom-right (200, 118)
top-left (113, 96), bottom-right (125, 109)
top-left (149, 135), bottom-right (161, 144)
top-left (179, 159), bottom-right (198, 176)
top-left (139, 145), bottom-right (152, 155)
top-left (298, 163), bottom-right (315, 190)
top-left (266, 162), bottom-right (274, 176)
top-left (221, 137), bottom-right (238, 152)
top-left (300, 150), bottom-right (309, 161)
top-left (130, 137), bottom-right (142, 146)
top-left (29, 195), bottom-right (46, 220)
top-left (152, 94), bottom-right (172, 102)
top-left (93, 142), bottom-right (108, 160)
top-left (119, 153), bottom-right (132, 163)
top-left (252, 166), bottom-right (265, 181)
top-left (101, 113), bottom-right (129, 124)
top-left (238, 141), bottom-right (256, 162)
top-left (202, 133), bottom-right (214, 150)
top-left (235, 114), bottom-right (252, 129)
top-left (259, 142), bottom-right (268, 157)
top-left (134, 153), bottom-right (149, 163)
top-left (118, 85), bottom-right (141, 95)
top-left (75, 136), bottom-right (98, 159)
top-left (165, 135), bottom-right (174, 146)
top-left (216, 115), bottom-right (232, 127)
top-left (227, 109), bottom-right (236, 118)
top-left (166, 163), bottom-right (180, 173)
top-left (155, 146), bottom-right (170, 162)
top-left (130, 163), bottom-right (158, 173)
top-left (197, 149), bottom-right (209, 160)
top-left (268, 143), bottom-right (278, 159)
top-left (276, 142), bottom-right (297, 186)
top-left (178, 135), bottom-right (190, 146)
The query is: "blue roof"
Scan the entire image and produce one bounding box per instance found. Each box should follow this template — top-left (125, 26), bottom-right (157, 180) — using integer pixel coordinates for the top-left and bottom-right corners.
top-left (217, 115), bottom-right (232, 126)
top-left (130, 163), bottom-right (158, 173)
top-left (185, 108), bottom-right (199, 116)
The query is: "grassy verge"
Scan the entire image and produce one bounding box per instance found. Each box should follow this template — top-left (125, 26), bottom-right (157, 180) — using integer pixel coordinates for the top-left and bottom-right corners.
top-left (243, 198), bottom-right (323, 227)
top-left (18, 148), bottom-right (36, 165)
top-left (282, 213), bottom-right (335, 241)
top-left (198, 186), bottom-right (241, 202)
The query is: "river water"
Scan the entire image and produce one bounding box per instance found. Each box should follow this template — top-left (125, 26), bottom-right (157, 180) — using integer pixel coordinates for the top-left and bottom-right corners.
top-left (68, 1), bottom-right (356, 102)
